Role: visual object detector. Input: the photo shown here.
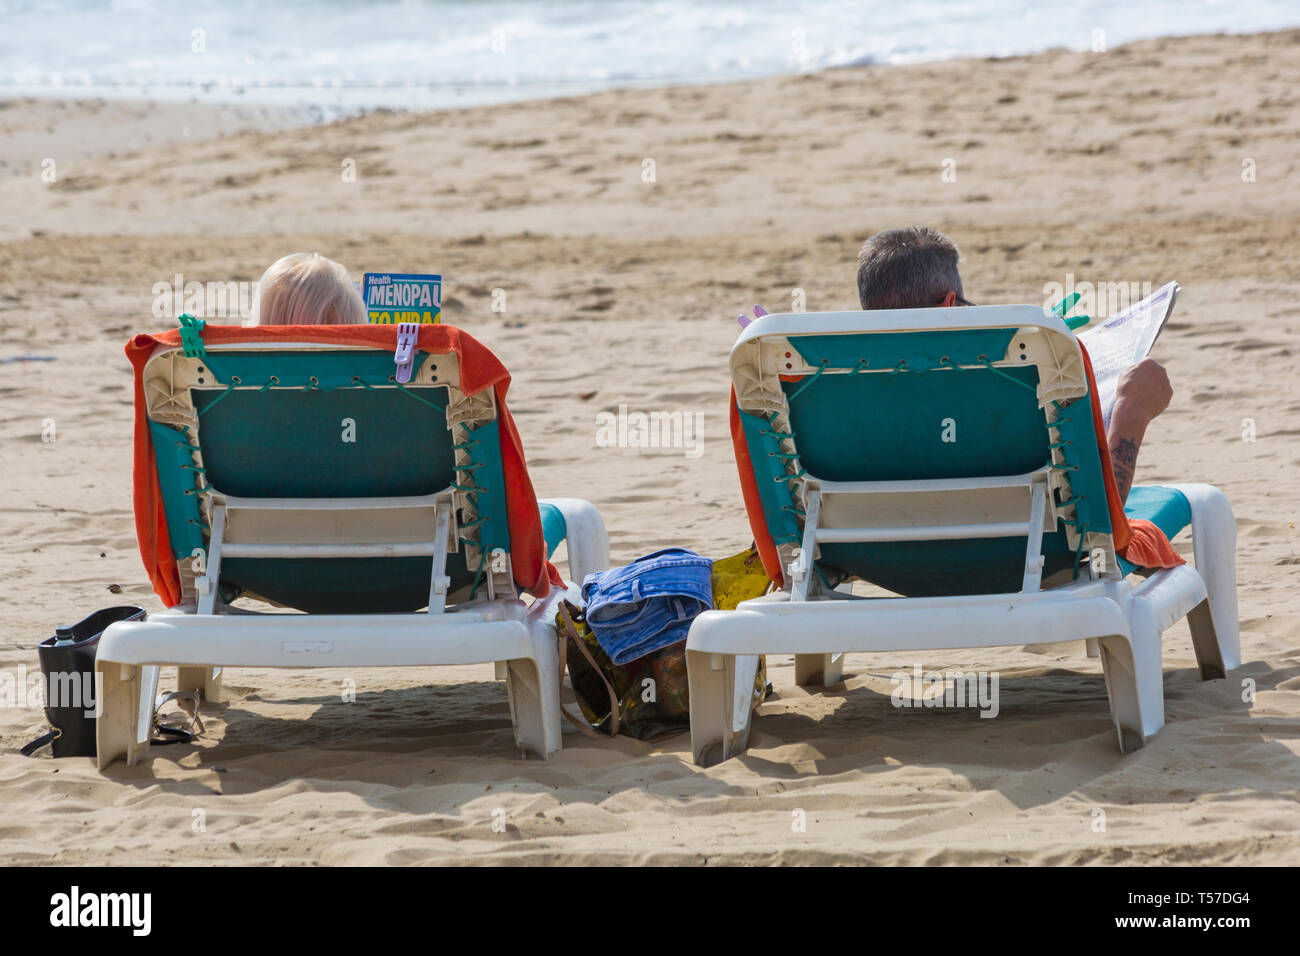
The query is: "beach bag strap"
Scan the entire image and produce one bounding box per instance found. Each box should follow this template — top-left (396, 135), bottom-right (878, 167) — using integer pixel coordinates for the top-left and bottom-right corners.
top-left (556, 603), bottom-right (620, 738)
top-left (20, 690), bottom-right (204, 756)
top-left (149, 690), bottom-right (205, 746)
top-left (20, 729), bottom-right (59, 756)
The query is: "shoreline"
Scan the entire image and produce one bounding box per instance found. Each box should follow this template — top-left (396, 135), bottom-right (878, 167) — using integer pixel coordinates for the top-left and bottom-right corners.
top-left (5, 19), bottom-right (1299, 118)
top-left (1, 25), bottom-right (1297, 167)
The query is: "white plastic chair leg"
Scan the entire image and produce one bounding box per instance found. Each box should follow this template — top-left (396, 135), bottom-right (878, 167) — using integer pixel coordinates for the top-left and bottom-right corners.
top-left (795, 583), bottom-right (849, 685)
top-left (1098, 636), bottom-right (1145, 753)
top-left (537, 497), bottom-right (610, 584)
top-left (1098, 600), bottom-right (1166, 753)
top-left (505, 632), bottom-right (561, 758)
top-left (177, 666), bottom-right (224, 703)
top-left (95, 662), bottom-right (149, 769)
top-left (794, 652), bottom-right (844, 687)
top-left (1163, 482), bottom-right (1240, 672)
top-left (1084, 638), bottom-right (1101, 658)
top-left (1185, 600), bottom-right (1225, 680)
top-left (688, 650), bottom-right (731, 766)
top-left (687, 651), bottom-right (758, 766)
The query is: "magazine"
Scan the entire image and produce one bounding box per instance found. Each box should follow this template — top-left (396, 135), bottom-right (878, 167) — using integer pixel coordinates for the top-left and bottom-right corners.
top-left (361, 272), bottom-right (442, 324)
top-left (1076, 281), bottom-right (1179, 426)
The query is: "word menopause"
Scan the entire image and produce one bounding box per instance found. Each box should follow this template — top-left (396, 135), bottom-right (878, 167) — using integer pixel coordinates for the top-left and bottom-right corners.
top-left (362, 272), bottom-right (442, 324)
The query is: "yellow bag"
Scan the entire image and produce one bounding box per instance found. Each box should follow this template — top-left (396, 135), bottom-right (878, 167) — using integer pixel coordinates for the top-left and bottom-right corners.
top-left (711, 545), bottom-right (773, 718)
top-left (711, 545), bottom-right (773, 611)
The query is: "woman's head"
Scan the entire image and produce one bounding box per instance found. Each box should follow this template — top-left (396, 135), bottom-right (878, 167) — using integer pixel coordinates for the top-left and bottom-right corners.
top-left (249, 253), bottom-right (367, 326)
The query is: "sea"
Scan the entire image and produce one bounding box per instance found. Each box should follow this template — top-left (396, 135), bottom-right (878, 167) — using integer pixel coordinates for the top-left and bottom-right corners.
top-left (1, 0), bottom-right (1297, 117)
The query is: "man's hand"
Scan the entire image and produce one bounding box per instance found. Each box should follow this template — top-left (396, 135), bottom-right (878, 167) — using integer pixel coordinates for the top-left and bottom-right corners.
top-left (1113, 358), bottom-right (1172, 426)
top-left (1106, 359), bottom-right (1172, 504)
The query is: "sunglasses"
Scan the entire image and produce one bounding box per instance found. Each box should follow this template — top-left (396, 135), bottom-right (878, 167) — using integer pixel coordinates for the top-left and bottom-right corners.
top-left (954, 295), bottom-right (977, 307)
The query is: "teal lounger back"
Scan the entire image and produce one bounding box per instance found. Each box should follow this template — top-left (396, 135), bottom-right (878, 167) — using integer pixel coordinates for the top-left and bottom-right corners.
top-left (149, 349), bottom-right (511, 613)
top-left (737, 326), bottom-right (1113, 596)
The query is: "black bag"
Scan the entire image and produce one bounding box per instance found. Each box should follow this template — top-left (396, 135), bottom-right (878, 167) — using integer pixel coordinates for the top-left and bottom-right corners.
top-left (21, 606), bottom-right (201, 758)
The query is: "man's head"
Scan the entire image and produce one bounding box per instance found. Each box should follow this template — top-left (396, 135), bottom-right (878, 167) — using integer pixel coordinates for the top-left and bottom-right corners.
top-left (856, 227), bottom-right (965, 310)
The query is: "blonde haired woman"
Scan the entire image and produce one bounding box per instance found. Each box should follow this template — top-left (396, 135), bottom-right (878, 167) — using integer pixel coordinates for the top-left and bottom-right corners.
top-left (248, 252), bottom-right (367, 325)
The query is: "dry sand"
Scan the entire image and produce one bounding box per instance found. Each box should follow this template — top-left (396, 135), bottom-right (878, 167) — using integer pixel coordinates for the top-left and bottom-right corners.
top-left (1, 29), bottom-right (1298, 865)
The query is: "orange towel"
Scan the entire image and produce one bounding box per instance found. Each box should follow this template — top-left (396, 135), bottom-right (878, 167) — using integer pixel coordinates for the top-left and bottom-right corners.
top-left (125, 323), bottom-right (562, 607)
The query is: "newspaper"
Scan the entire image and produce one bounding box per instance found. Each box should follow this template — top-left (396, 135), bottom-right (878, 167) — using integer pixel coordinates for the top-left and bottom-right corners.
top-left (1076, 281), bottom-right (1178, 426)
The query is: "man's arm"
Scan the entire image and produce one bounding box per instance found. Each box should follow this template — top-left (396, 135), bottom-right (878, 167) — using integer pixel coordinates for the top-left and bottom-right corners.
top-left (1106, 359), bottom-right (1173, 504)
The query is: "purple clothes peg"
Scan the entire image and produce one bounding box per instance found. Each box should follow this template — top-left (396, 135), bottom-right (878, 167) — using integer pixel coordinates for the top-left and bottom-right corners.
top-left (736, 304), bottom-right (769, 329)
top-left (393, 322), bottom-right (420, 383)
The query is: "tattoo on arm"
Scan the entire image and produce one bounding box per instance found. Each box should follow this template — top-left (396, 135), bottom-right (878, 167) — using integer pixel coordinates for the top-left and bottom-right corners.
top-left (1110, 437), bottom-right (1140, 503)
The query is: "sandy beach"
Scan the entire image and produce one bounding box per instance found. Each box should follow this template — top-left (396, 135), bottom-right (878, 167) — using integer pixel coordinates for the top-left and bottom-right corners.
top-left (1, 28), bottom-right (1298, 865)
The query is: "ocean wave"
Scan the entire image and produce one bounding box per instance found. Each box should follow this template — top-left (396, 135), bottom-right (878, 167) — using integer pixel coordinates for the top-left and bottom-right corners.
top-left (1, 0), bottom-right (1296, 115)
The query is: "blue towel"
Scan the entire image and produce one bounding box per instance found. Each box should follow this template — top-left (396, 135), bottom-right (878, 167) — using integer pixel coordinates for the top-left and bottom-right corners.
top-left (581, 548), bottom-right (714, 664)
top-left (1118, 485), bottom-right (1192, 575)
top-left (539, 502), bottom-right (567, 560)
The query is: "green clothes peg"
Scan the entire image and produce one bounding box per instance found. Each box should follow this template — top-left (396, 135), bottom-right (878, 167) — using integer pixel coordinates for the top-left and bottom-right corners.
top-left (1050, 292), bottom-right (1091, 331)
top-left (177, 313), bottom-right (207, 359)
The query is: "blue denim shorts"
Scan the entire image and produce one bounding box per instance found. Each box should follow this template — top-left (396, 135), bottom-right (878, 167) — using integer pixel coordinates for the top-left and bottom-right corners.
top-left (581, 548), bottom-right (714, 664)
